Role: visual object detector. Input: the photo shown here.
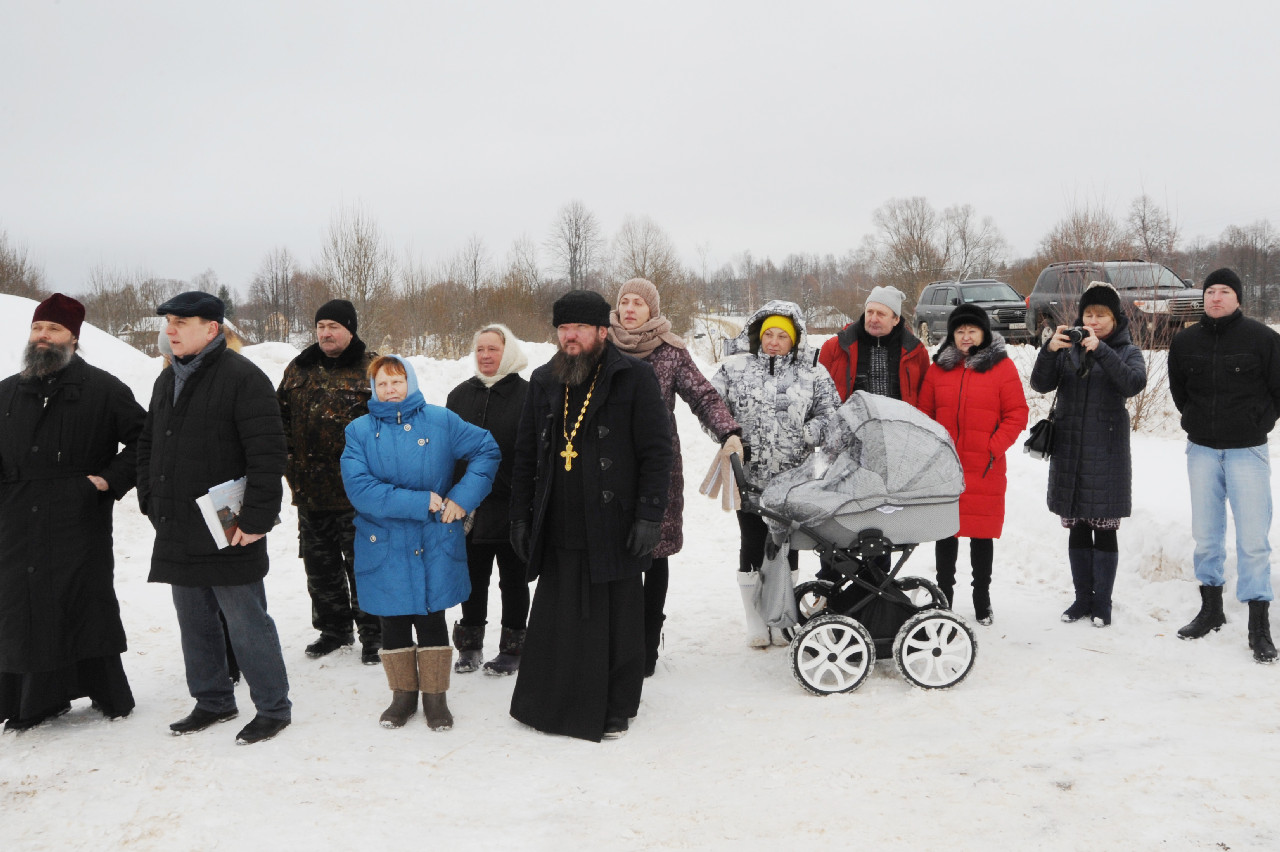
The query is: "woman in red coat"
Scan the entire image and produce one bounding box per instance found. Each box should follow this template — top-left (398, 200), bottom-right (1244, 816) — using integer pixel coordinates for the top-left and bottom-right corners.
top-left (919, 303), bottom-right (1028, 625)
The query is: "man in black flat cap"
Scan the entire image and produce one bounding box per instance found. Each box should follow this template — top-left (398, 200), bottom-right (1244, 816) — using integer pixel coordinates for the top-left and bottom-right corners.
top-left (137, 291), bottom-right (292, 744)
top-left (508, 289), bottom-right (672, 741)
top-left (277, 299), bottom-right (380, 664)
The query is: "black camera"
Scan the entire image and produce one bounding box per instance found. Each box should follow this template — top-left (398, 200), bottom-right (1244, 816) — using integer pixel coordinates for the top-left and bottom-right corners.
top-left (1065, 327), bottom-right (1092, 344)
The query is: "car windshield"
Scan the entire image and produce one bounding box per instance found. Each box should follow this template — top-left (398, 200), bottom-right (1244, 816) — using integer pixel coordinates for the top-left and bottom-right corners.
top-left (1104, 263), bottom-right (1184, 291)
top-left (960, 283), bottom-right (1022, 302)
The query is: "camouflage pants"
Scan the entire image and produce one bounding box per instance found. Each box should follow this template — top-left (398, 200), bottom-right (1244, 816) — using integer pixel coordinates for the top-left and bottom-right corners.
top-left (298, 509), bottom-right (380, 644)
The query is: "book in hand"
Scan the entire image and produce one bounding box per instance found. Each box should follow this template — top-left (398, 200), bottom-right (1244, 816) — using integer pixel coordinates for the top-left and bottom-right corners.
top-left (195, 477), bottom-right (248, 549)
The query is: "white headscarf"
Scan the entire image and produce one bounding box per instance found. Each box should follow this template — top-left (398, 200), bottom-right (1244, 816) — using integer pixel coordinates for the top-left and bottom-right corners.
top-left (472, 323), bottom-right (529, 387)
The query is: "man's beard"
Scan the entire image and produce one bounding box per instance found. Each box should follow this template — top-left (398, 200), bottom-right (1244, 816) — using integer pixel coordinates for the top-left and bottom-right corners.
top-left (21, 341), bottom-right (74, 379)
top-left (551, 338), bottom-right (605, 387)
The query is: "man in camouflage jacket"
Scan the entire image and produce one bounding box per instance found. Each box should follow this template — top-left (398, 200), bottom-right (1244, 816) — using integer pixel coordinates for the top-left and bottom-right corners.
top-left (277, 300), bottom-right (380, 663)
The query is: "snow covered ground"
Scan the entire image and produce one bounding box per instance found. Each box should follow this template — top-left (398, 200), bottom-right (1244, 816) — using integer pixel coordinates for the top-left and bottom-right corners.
top-left (3, 294), bottom-right (1279, 851)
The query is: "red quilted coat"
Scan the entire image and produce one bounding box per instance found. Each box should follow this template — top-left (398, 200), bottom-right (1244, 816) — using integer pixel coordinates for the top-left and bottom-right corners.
top-left (919, 337), bottom-right (1029, 539)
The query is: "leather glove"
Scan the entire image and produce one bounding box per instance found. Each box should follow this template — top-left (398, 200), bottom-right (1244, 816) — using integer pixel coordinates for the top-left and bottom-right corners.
top-left (625, 518), bottom-right (662, 557)
top-left (699, 434), bottom-right (743, 512)
top-left (510, 521), bottom-right (531, 563)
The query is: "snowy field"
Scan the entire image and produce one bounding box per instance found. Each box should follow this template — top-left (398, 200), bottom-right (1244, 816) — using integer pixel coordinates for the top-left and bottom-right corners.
top-left (2, 293), bottom-right (1279, 851)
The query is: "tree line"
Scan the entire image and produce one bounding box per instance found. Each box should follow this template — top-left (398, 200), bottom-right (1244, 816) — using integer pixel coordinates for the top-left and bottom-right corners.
top-left (3, 194), bottom-right (1278, 359)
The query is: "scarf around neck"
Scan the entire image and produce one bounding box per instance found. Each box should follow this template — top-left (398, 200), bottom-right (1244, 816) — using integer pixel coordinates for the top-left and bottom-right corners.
top-left (608, 312), bottom-right (685, 358)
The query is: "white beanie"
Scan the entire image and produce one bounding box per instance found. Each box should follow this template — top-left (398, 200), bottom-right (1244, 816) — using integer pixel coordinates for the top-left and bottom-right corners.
top-left (865, 285), bottom-right (906, 317)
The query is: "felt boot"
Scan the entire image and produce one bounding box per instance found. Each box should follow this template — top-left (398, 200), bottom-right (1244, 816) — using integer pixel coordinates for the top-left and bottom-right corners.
top-left (483, 627), bottom-right (526, 676)
top-left (417, 646), bottom-right (454, 731)
top-left (378, 646), bottom-right (418, 728)
top-left (1090, 549), bottom-right (1118, 627)
top-left (737, 571), bottom-right (770, 648)
top-left (1061, 548), bottom-right (1094, 623)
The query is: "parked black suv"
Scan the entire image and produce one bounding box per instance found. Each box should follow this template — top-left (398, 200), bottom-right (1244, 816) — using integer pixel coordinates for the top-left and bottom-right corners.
top-left (914, 279), bottom-right (1032, 346)
top-left (1026, 260), bottom-right (1203, 347)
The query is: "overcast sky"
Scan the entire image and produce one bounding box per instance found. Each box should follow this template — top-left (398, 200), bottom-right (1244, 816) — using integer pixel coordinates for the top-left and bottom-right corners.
top-left (2, 0), bottom-right (1278, 294)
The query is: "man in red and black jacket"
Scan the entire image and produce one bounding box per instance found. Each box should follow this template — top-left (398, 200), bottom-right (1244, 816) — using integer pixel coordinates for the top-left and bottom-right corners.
top-left (818, 285), bottom-right (929, 407)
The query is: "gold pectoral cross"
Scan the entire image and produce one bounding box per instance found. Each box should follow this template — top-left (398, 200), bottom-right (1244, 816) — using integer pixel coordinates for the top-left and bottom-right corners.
top-left (560, 441), bottom-right (578, 471)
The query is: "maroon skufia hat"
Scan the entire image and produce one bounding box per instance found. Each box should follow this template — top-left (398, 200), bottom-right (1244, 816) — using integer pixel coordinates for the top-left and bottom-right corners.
top-left (33, 293), bottom-right (86, 339)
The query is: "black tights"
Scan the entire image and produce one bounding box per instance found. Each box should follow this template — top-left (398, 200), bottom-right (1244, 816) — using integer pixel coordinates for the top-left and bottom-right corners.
top-left (1068, 526), bottom-right (1118, 552)
top-left (380, 611), bottom-right (448, 650)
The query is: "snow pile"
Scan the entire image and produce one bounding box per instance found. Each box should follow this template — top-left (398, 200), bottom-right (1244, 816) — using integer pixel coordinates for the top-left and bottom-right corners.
top-left (2, 306), bottom-right (1279, 851)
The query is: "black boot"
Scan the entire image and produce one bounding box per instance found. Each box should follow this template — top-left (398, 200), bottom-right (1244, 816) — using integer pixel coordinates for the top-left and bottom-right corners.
top-left (452, 622), bottom-right (485, 674)
top-left (971, 539), bottom-right (993, 625)
top-left (934, 537), bottom-right (958, 610)
top-left (482, 627), bottom-right (525, 676)
top-left (1061, 549), bottom-right (1093, 623)
top-left (1090, 550), bottom-right (1118, 627)
top-left (1248, 601), bottom-right (1277, 664)
top-left (643, 614), bottom-right (664, 677)
top-left (1178, 585), bottom-right (1226, 640)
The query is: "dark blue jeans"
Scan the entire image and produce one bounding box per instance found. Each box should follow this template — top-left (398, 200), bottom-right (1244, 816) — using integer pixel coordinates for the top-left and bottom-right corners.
top-left (171, 582), bottom-right (292, 720)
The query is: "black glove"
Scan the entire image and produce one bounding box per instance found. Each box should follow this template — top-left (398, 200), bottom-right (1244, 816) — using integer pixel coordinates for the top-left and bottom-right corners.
top-left (625, 518), bottom-right (662, 557)
top-left (510, 521), bottom-right (530, 563)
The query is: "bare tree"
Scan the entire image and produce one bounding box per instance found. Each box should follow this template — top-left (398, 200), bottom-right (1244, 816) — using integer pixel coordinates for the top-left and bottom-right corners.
top-left (500, 235), bottom-right (542, 295)
top-left (1126, 194), bottom-right (1180, 265)
top-left (611, 215), bottom-right (682, 288)
top-left (449, 234), bottom-right (493, 301)
top-left (0, 230), bottom-right (47, 299)
top-left (247, 247), bottom-right (301, 341)
top-left (941, 204), bottom-right (1008, 280)
top-left (869, 197), bottom-right (948, 303)
top-left (545, 200), bottom-right (604, 290)
top-left (320, 203), bottom-right (397, 341)
top-left (1039, 201), bottom-right (1133, 262)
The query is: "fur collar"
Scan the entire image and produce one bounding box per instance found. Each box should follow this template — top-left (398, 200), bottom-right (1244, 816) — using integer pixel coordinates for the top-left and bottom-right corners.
top-left (296, 336), bottom-right (368, 369)
top-left (933, 333), bottom-right (1008, 373)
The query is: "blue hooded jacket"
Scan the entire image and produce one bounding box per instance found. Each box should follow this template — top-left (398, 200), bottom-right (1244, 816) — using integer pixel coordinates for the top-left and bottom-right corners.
top-left (341, 356), bottom-right (500, 615)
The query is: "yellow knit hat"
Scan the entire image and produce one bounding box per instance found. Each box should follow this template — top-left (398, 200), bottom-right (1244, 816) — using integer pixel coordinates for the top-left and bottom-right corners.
top-left (760, 314), bottom-right (797, 344)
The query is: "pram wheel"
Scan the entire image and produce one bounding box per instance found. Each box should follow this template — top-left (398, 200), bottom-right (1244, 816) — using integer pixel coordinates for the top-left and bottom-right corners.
top-left (790, 614), bottom-right (876, 696)
top-left (794, 580), bottom-right (837, 626)
top-left (892, 610), bottom-right (977, 690)
top-left (894, 576), bottom-right (949, 610)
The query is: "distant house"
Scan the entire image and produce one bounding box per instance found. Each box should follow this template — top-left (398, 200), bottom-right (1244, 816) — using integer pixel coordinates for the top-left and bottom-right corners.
top-left (119, 316), bottom-right (252, 356)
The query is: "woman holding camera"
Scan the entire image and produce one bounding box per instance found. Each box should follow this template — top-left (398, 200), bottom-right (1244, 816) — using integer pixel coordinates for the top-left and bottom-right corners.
top-left (1030, 282), bottom-right (1146, 627)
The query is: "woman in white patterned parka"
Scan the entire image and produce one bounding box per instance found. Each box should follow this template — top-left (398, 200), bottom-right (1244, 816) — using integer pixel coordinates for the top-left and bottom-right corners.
top-left (711, 300), bottom-right (840, 647)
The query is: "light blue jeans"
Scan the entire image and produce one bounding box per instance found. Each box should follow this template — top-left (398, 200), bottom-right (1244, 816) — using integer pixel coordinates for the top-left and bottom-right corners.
top-left (1186, 441), bottom-right (1274, 602)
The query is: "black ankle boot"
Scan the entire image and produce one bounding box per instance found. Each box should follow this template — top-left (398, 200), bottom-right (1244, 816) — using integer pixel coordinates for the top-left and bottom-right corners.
top-left (1248, 601), bottom-right (1277, 663)
top-left (1178, 585), bottom-right (1226, 640)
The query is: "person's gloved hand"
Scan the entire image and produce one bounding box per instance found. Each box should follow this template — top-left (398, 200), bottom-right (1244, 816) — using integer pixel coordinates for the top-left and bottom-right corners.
top-left (699, 434), bottom-right (743, 511)
top-left (625, 518), bottom-right (662, 557)
top-left (510, 521), bottom-right (531, 562)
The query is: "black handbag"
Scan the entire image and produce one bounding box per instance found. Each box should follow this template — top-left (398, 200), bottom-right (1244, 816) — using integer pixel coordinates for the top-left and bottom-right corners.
top-left (1023, 394), bottom-right (1057, 460)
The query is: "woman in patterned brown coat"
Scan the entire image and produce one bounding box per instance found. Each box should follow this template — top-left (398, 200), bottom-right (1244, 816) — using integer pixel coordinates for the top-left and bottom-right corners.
top-left (608, 278), bottom-right (741, 676)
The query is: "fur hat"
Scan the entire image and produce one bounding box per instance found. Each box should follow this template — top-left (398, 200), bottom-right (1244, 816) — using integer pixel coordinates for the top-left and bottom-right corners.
top-left (315, 299), bottom-right (358, 335)
top-left (1203, 268), bottom-right (1243, 303)
top-left (32, 293), bottom-right (85, 339)
top-left (552, 289), bottom-right (610, 328)
top-left (865, 285), bottom-right (906, 317)
top-left (616, 277), bottom-right (661, 317)
top-left (157, 291), bottom-right (225, 323)
top-left (946, 303), bottom-right (991, 343)
top-left (1078, 281), bottom-right (1122, 322)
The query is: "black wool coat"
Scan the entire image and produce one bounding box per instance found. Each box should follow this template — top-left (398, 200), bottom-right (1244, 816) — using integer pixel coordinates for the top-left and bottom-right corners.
top-left (510, 342), bottom-right (673, 584)
top-left (137, 340), bottom-right (287, 586)
top-left (446, 372), bottom-right (529, 545)
top-left (1029, 317), bottom-right (1146, 520)
top-left (1168, 310), bottom-right (1280, 449)
top-left (0, 356), bottom-right (145, 672)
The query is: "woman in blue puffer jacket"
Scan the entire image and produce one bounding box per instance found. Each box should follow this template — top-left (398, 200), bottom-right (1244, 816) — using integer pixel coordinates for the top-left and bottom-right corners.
top-left (341, 355), bottom-right (499, 731)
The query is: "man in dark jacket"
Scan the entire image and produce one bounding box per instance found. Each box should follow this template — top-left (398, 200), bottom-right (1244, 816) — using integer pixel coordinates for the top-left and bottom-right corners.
top-left (818, 285), bottom-right (929, 407)
top-left (0, 294), bottom-right (145, 732)
top-left (1169, 268), bottom-right (1280, 663)
top-left (138, 291), bottom-right (292, 744)
top-left (278, 299), bottom-right (380, 664)
top-left (508, 290), bottom-right (672, 741)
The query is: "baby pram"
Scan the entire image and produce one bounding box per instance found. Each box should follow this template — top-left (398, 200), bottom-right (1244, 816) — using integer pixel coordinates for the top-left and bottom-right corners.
top-left (732, 391), bottom-right (977, 695)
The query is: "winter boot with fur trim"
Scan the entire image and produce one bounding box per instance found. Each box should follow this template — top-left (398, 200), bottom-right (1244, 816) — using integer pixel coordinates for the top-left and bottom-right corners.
top-left (1248, 601), bottom-right (1277, 664)
top-left (378, 646), bottom-right (419, 728)
top-left (737, 571), bottom-right (770, 648)
top-left (483, 627), bottom-right (526, 676)
top-left (1178, 585), bottom-right (1226, 640)
top-left (452, 622), bottom-right (485, 674)
top-left (417, 646), bottom-right (454, 731)
top-left (1061, 549), bottom-right (1093, 623)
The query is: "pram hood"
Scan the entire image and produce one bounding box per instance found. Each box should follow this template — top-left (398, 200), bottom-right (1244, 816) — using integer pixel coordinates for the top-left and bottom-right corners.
top-left (760, 390), bottom-right (964, 527)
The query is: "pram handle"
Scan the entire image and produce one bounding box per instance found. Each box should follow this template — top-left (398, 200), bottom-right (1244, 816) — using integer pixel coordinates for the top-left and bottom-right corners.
top-left (728, 452), bottom-right (763, 499)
